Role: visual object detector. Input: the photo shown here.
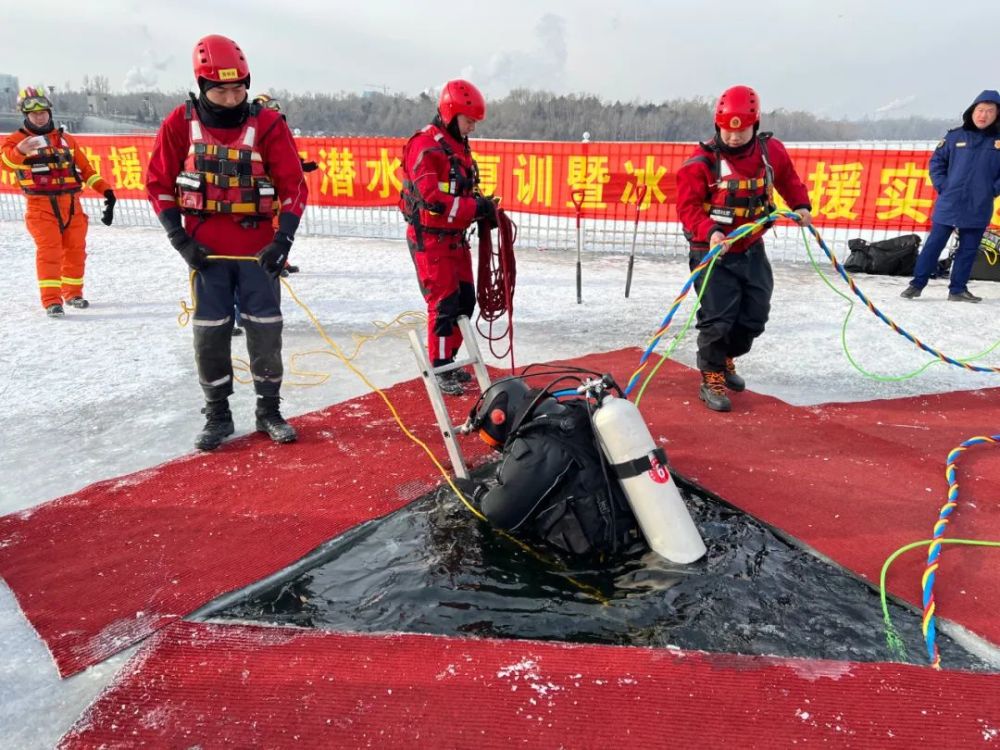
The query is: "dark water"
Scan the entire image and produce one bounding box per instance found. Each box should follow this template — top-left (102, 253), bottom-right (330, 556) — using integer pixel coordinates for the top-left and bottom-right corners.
top-left (214, 471), bottom-right (990, 670)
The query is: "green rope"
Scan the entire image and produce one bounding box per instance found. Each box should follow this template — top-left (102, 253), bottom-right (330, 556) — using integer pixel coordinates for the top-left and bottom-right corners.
top-left (634, 253), bottom-right (719, 407)
top-left (879, 538), bottom-right (1000, 661)
top-left (799, 228), bottom-right (1000, 381)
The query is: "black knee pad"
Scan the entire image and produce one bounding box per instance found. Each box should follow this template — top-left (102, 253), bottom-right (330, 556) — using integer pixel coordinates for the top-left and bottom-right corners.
top-left (434, 289), bottom-right (461, 337)
top-left (458, 281), bottom-right (476, 318)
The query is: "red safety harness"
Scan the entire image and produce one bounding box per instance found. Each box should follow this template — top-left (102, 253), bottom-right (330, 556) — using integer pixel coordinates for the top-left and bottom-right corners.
top-left (686, 133), bottom-right (776, 231)
top-left (13, 128), bottom-right (82, 196)
top-left (175, 101), bottom-right (277, 219)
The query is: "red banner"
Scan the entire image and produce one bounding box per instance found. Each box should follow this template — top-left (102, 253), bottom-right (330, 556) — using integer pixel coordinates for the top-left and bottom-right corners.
top-left (3, 135), bottom-right (998, 230)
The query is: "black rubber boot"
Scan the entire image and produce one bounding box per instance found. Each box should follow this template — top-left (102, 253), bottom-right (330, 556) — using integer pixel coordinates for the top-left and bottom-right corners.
top-left (699, 371), bottom-right (732, 412)
top-left (255, 396), bottom-right (297, 443)
top-left (195, 399), bottom-right (235, 451)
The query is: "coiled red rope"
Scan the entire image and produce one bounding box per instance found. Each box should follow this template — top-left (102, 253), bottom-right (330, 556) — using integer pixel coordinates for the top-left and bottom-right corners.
top-left (476, 209), bottom-right (517, 371)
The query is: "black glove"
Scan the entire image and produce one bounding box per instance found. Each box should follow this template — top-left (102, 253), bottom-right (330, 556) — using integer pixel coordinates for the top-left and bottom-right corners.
top-left (168, 228), bottom-right (210, 271)
top-left (474, 194), bottom-right (498, 224)
top-left (257, 232), bottom-right (293, 278)
top-left (101, 190), bottom-right (117, 226)
top-left (452, 477), bottom-right (486, 504)
top-left (301, 160), bottom-right (319, 173)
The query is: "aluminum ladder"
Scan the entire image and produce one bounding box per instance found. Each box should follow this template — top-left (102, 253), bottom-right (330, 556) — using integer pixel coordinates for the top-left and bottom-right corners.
top-left (408, 316), bottom-right (492, 479)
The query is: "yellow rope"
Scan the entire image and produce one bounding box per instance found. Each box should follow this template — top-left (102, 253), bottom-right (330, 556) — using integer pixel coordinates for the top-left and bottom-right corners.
top-left (268, 311), bottom-right (431, 388)
top-left (231, 312), bottom-right (428, 387)
top-left (179, 260), bottom-right (428, 387)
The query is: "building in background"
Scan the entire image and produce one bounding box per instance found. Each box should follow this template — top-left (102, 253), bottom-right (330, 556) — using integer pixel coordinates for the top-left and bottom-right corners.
top-left (0, 74), bottom-right (19, 110)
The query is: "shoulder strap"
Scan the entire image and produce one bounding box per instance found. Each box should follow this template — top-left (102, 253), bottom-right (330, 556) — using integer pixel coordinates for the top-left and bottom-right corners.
top-left (256, 110), bottom-right (282, 147)
top-left (685, 140), bottom-right (721, 181)
top-left (757, 132), bottom-right (775, 187)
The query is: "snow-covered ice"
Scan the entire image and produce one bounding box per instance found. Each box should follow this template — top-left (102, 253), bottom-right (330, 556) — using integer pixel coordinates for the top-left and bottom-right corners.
top-left (1, 217), bottom-right (997, 748)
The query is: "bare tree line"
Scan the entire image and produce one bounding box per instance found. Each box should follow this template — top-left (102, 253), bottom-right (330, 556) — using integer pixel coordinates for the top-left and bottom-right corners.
top-left (45, 85), bottom-right (954, 141)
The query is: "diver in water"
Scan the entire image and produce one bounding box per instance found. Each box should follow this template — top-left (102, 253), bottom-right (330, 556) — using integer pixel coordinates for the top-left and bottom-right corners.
top-left (460, 374), bottom-right (641, 557)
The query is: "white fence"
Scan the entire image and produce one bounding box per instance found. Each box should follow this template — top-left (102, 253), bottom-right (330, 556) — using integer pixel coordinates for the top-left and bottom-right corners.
top-left (0, 191), bottom-right (928, 265)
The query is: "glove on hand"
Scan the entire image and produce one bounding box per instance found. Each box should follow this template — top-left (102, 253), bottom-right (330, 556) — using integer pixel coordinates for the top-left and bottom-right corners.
top-left (168, 228), bottom-right (210, 271)
top-left (452, 477), bottom-right (486, 503)
top-left (100, 190), bottom-right (117, 226)
top-left (474, 194), bottom-right (499, 225)
top-left (257, 232), bottom-right (293, 278)
top-left (301, 160), bottom-right (319, 173)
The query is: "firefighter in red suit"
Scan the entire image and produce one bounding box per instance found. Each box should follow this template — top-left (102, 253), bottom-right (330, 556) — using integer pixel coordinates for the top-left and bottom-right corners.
top-left (146, 35), bottom-right (308, 450)
top-left (402, 79), bottom-right (497, 396)
top-left (676, 85), bottom-right (812, 412)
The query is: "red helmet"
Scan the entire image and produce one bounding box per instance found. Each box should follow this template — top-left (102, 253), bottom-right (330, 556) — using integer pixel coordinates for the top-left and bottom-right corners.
top-left (438, 79), bottom-right (486, 124)
top-left (715, 85), bottom-right (760, 130)
top-left (193, 35), bottom-right (250, 85)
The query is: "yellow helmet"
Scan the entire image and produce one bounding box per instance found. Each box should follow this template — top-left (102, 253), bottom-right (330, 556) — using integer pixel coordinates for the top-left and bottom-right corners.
top-left (17, 86), bottom-right (52, 114)
top-left (252, 93), bottom-right (281, 112)
top-left (17, 86), bottom-right (53, 113)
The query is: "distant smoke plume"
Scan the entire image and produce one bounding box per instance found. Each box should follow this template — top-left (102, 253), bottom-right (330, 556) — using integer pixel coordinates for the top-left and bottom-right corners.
top-left (874, 95), bottom-right (917, 115)
top-left (460, 14), bottom-right (569, 94)
top-left (123, 27), bottom-right (173, 92)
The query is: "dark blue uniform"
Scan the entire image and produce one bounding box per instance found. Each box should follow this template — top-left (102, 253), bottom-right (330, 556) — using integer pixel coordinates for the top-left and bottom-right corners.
top-left (909, 90), bottom-right (1000, 296)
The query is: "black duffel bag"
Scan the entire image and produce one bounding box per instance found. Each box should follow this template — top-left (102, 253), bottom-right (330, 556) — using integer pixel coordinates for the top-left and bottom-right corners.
top-left (969, 229), bottom-right (1000, 282)
top-left (843, 234), bottom-right (921, 276)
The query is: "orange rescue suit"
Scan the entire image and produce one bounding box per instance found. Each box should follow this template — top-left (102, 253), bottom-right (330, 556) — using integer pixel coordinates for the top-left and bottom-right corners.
top-left (1, 128), bottom-right (111, 308)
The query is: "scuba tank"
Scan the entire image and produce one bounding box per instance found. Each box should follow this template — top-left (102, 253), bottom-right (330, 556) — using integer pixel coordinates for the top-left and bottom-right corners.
top-left (591, 394), bottom-right (707, 564)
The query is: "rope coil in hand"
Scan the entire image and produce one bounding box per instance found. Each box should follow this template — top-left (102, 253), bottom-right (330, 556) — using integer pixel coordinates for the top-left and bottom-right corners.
top-left (475, 209), bottom-right (518, 371)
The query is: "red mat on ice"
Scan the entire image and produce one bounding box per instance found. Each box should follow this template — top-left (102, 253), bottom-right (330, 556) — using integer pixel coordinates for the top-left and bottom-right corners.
top-left (3, 348), bottom-right (1000, 679)
top-left (60, 621), bottom-right (1000, 749)
top-left (0, 378), bottom-right (493, 677)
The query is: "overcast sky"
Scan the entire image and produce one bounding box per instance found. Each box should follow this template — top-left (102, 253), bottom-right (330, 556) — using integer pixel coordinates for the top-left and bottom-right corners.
top-left (5, 0), bottom-right (998, 121)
